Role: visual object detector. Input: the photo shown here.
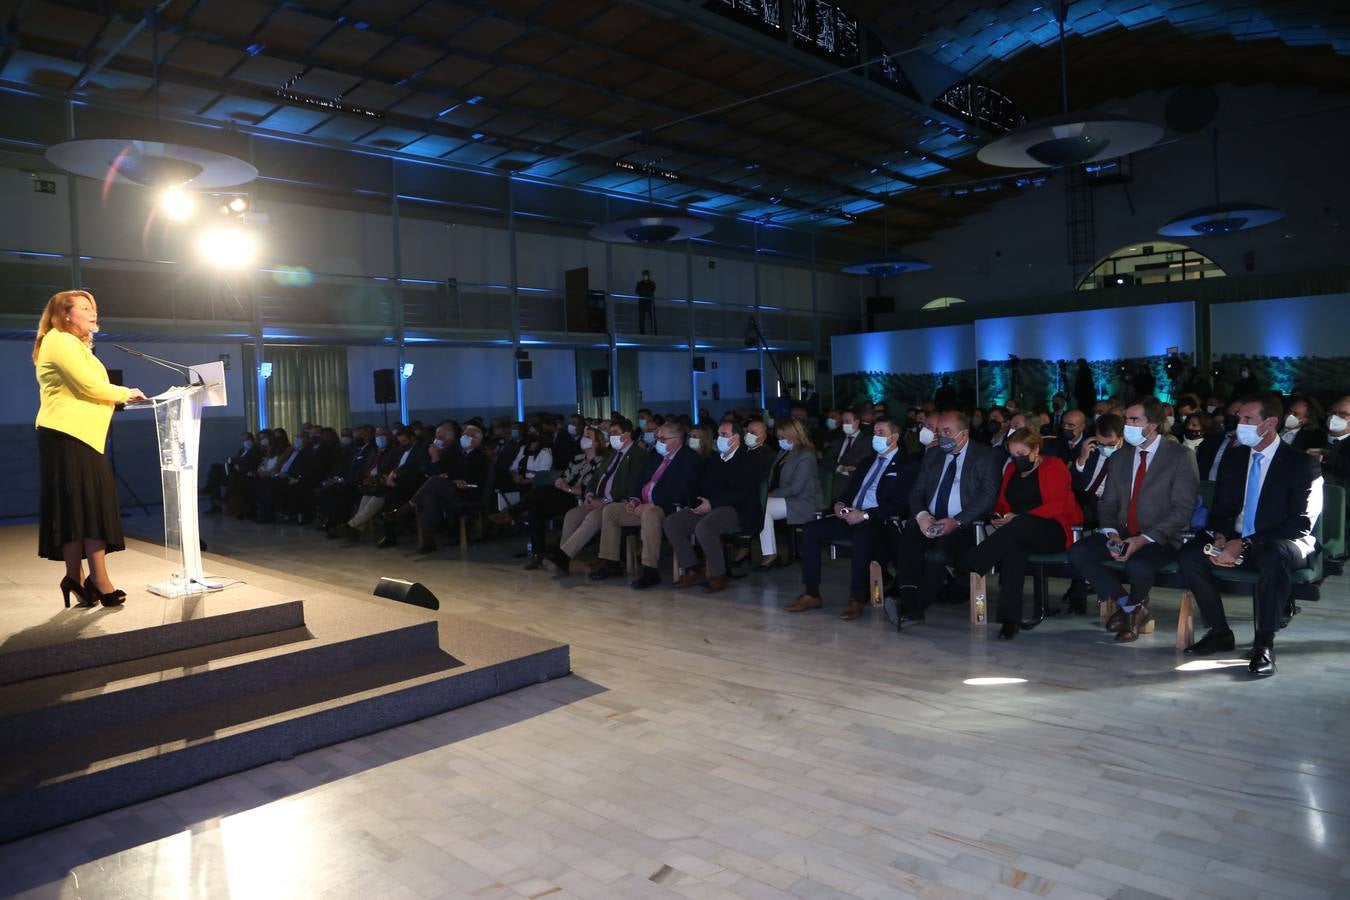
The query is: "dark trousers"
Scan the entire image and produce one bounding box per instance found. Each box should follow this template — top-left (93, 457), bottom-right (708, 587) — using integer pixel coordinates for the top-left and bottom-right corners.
top-left (638, 298), bottom-right (657, 334)
top-left (516, 485), bottom-right (581, 553)
top-left (254, 477), bottom-right (290, 521)
top-left (316, 480), bottom-right (358, 526)
top-left (1179, 533), bottom-right (1309, 639)
top-left (895, 523), bottom-right (975, 612)
top-left (1068, 533), bottom-right (1177, 605)
top-left (800, 515), bottom-right (888, 599)
top-left (964, 515), bottom-right (1066, 625)
top-left (414, 477), bottom-right (479, 540)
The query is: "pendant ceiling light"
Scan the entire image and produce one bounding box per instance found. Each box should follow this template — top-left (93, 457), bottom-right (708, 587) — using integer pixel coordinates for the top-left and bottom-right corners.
top-left (977, 2), bottom-right (1161, 169)
top-left (590, 157), bottom-right (711, 244)
top-left (840, 213), bottom-right (932, 281)
top-left (1158, 130), bottom-right (1284, 237)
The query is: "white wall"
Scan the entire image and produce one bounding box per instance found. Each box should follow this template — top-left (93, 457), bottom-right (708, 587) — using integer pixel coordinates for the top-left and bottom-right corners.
top-left (1211, 293), bottom-right (1350, 359)
top-left (832, 324), bottom-right (976, 377)
top-left (973, 302), bottom-right (1195, 362)
top-left (897, 83), bottom-right (1350, 307)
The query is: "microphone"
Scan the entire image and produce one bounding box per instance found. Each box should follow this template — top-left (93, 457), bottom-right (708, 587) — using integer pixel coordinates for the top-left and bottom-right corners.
top-left (111, 344), bottom-right (204, 386)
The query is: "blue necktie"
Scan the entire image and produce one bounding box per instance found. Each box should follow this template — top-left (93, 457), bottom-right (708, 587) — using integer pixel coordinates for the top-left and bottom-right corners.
top-left (1241, 452), bottom-right (1263, 537)
top-left (852, 456), bottom-right (887, 509)
top-left (933, 455), bottom-right (958, 520)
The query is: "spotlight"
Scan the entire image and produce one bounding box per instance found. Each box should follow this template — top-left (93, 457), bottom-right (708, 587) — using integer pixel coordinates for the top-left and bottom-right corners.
top-left (962, 676), bottom-right (1028, 686)
top-left (160, 188), bottom-right (196, 222)
top-left (401, 362), bottom-right (414, 379)
top-left (228, 195), bottom-right (248, 213)
top-left (197, 227), bottom-right (257, 268)
top-left (258, 361), bottom-right (273, 379)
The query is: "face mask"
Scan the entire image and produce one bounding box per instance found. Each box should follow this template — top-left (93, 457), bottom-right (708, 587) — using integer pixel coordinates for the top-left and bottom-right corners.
top-left (987, 420), bottom-right (1003, 435)
top-left (917, 426), bottom-right (935, 446)
top-left (1123, 424), bottom-right (1146, 446)
top-left (1237, 423), bottom-right (1262, 447)
top-left (459, 434), bottom-right (473, 449)
top-left (374, 435), bottom-right (388, 449)
top-left (1205, 405), bottom-right (1218, 415)
top-left (609, 435), bottom-right (624, 450)
top-left (715, 435), bottom-right (731, 453)
top-left (842, 422), bottom-right (857, 437)
top-left (1012, 455), bottom-right (1035, 473)
top-left (433, 438), bottom-right (446, 450)
top-left (688, 436), bottom-right (701, 450)
top-left (764, 417), bottom-right (775, 428)
top-left (567, 424), bottom-right (578, 437)
top-left (242, 440), bottom-right (254, 450)
top-left (1098, 444), bottom-right (1118, 458)
top-left (971, 417), bottom-right (983, 430)
top-left (655, 440), bottom-right (669, 457)
top-left (637, 418), bottom-right (648, 429)
top-left (579, 437), bottom-right (594, 450)
top-left (642, 431), bottom-right (656, 445)
top-left (938, 435), bottom-right (959, 454)
top-left (293, 437), bottom-right (304, 450)
top-left (1184, 437), bottom-right (1203, 450)
top-left (1284, 414), bottom-right (1300, 430)
top-left (259, 437), bottom-right (270, 448)
top-left (339, 436), bottom-right (352, 447)
top-left (744, 432), bottom-right (761, 448)
top-left (510, 429), bottom-right (520, 441)
top-left (1223, 414), bottom-right (1239, 433)
top-left (871, 435), bottom-right (889, 454)
top-left (1240, 369), bottom-right (1250, 378)
top-left (825, 418), bottom-right (837, 430)
top-left (778, 438), bottom-right (791, 451)
top-left (1329, 414), bottom-right (1348, 433)
top-left (1164, 416), bottom-right (1175, 430)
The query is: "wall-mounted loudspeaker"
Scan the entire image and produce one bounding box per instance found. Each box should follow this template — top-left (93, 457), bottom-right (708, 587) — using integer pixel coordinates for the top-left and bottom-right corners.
top-left (373, 368), bottom-right (397, 404)
top-left (693, 356), bottom-right (706, 373)
top-left (517, 359), bottom-right (533, 380)
top-left (590, 368), bottom-right (610, 398)
top-left (745, 368), bottom-right (761, 394)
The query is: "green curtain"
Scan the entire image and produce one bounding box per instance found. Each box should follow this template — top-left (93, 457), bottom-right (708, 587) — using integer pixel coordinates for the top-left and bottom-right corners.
top-left (242, 344), bottom-right (350, 433)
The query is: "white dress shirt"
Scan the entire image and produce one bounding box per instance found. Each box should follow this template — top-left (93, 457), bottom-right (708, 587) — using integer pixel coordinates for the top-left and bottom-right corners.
top-left (928, 445), bottom-right (968, 518)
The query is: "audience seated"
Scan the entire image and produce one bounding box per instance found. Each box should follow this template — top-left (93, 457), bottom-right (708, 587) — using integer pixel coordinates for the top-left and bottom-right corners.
top-left (1181, 413), bottom-right (1210, 453)
top-left (888, 410), bottom-right (1001, 625)
top-left (963, 429), bottom-right (1083, 639)
top-left (328, 426), bottom-right (405, 541)
top-left (755, 419), bottom-right (823, 570)
top-left (1061, 413), bottom-right (1125, 612)
top-left (813, 407), bottom-right (840, 451)
top-left (408, 423), bottom-right (490, 552)
top-left (1281, 397), bottom-right (1325, 451)
top-left (254, 429), bottom-right (313, 523)
top-left (588, 422), bottom-right (700, 589)
top-left (786, 415), bottom-right (917, 620)
top-left (1198, 399), bottom-right (1242, 481)
top-left (495, 424), bottom-right (610, 568)
top-left (545, 417), bottom-right (648, 575)
top-left (1179, 393), bottom-right (1322, 676)
top-left (743, 419), bottom-right (777, 485)
top-left (688, 423), bottom-right (714, 459)
top-left (1315, 395), bottom-right (1350, 486)
top-left (822, 409), bottom-right (872, 497)
top-left (1052, 410), bottom-right (1089, 462)
top-left (665, 421), bottom-right (763, 593)
top-left (1067, 398), bottom-right (1199, 642)
top-left (315, 425), bottom-right (377, 530)
top-left (497, 423), bottom-right (553, 510)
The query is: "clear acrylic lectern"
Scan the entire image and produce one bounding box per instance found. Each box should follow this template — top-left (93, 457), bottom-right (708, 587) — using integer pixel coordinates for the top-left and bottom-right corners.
top-left (134, 362), bottom-right (228, 597)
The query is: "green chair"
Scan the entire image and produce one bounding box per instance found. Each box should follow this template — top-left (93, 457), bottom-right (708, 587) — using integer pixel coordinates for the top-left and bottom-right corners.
top-left (1322, 484), bottom-right (1345, 574)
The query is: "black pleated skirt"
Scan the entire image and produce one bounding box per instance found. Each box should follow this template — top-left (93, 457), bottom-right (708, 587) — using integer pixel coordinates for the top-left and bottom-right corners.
top-left (37, 426), bottom-right (125, 561)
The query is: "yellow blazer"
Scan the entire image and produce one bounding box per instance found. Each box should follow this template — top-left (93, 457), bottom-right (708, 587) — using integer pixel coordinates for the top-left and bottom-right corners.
top-left (35, 330), bottom-right (132, 452)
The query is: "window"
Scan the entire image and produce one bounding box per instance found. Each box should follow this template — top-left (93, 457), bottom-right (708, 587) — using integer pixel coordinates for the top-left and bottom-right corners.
top-left (921, 296), bottom-right (964, 310)
top-left (1078, 242), bottom-right (1225, 291)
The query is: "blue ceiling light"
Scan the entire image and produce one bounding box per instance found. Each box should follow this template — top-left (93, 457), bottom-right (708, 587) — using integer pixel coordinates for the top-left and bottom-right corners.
top-left (1158, 202), bottom-right (1285, 237)
top-left (841, 256), bottom-right (933, 277)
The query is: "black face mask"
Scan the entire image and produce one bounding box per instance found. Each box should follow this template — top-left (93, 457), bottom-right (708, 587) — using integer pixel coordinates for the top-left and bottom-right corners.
top-left (1185, 432), bottom-right (1204, 441)
top-left (987, 420), bottom-right (1003, 434)
top-left (1012, 455), bottom-right (1035, 473)
top-left (1224, 414), bottom-right (1239, 433)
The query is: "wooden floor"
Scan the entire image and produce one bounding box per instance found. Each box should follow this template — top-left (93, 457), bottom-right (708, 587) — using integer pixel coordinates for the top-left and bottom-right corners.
top-left (3, 514), bottom-right (1349, 900)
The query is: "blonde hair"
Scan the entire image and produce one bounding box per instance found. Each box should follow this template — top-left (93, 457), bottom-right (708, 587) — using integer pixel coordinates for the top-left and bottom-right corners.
top-left (1007, 426), bottom-right (1043, 451)
top-left (33, 290), bottom-right (95, 362)
top-left (776, 418), bottom-right (815, 452)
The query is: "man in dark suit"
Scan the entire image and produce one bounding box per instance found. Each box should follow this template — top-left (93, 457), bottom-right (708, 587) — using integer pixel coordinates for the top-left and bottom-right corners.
top-left (1314, 395), bottom-right (1350, 487)
top-left (1280, 397), bottom-right (1325, 452)
top-left (799, 381), bottom-right (821, 419)
top-left (822, 409), bottom-right (872, 498)
top-left (590, 423), bottom-right (701, 588)
top-left (786, 416), bottom-right (916, 620)
top-left (547, 417), bottom-right (650, 574)
top-left (1051, 410), bottom-right (1089, 462)
top-left (666, 421), bottom-right (763, 594)
top-left (315, 425), bottom-right (377, 529)
top-left (408, 424), bottom-right (491, 552)
top-left (1180, 393), bottom-right (1322, 676)
top-left (635, 269), bottom-right (657, 334)
top-left (1068, 398), bottom-right (1200, 641)
top-left (1059, 414), bottom-right (1126, 612)
top-left (1197, 399), bottom-right (1242, 481)
top-left (886, 410), bottom-right (1001, 626)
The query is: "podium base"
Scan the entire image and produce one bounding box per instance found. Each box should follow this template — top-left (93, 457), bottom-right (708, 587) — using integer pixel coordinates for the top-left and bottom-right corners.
top-left (147, 580), bottom-right (211, 598)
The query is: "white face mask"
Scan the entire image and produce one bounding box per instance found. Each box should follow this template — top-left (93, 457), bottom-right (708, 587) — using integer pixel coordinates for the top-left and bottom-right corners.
top-left (687, 436), bottom-right (701, 450)
top-left (1237, 423), bottom-right (1263, 447)
top-left (1122, 424), bottom-right (1146, 446)
top-left (1205, 405), bottom-right (1218, 415)
top-left (567, 424), bottom-right (578, 436)
top-left (642, 431), bottom-right (656, 445)
top-left (242, 440), bottom-right (253, 450)
top-left (1284, 414), bottom-right (1300, 430)
top-left (1098, 444), bottom-right (1118, 458)
top-left (764, 417), bottom-right (775, 428)
top-left (459, 434), bottom-right (473, 449)
top-left (432, 438), bottom-right (446, 450)
top-left (259, 437), bottom-right (270, 448)
top-left (579, 437), bottom-right (593, 450)
top-left (1183, 437), bottom-right (1203, 450)
top-left (374, 435), bottom-right (388, 449)
top-left (842, 422), bottom-right (857, 437)
top-left (778, 438), bottom-right (791, 451)
top-left (1329, 414), bottom-right (1349, 434)
top-left (744, 432), bottom-right (761, 448)
top-left (654, 440), bottom-right (670, 457)
top-left (609, 434), bottom-right (624, 450)
top-left (918, 426), bottom-right (935, 446)
top-left (339, 436), bottom-right (352, 447)
top-left (1164, 416), bottom-right (1175, 430)
top-left (824, 418), bottom-right (837, 430)
top-left (716, 435), bottom-right (732, 453)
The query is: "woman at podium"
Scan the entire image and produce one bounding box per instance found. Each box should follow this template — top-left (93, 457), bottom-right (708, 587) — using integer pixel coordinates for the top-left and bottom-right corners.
top-left (33, 290), bottom-right (146, 608)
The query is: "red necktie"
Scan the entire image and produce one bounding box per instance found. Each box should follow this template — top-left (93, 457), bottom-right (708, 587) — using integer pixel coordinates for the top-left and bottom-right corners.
top-left (1087, 459), bottom-right (1109, 496)
top-left (1126, 449), bottom-right (1148, 536)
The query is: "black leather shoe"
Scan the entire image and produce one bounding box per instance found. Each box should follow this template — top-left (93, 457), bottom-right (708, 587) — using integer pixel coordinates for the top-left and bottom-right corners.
top-left (588, 560), bottom-right (623, 581)
top-left (375, 535), bottom-right (397, 549)
top-left (1184, 628), bottom-right (1236, 656)
top-left (630, 567), bottom-right (661, 590)
top-left (1248, 646), bottom-right (1276, 676)
top-left (998, 621), bottom-right (1019, 640)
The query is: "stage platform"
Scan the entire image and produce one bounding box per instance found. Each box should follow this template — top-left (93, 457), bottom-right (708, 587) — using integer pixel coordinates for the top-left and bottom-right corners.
top-left (0, 525), bottom-right (570, 843)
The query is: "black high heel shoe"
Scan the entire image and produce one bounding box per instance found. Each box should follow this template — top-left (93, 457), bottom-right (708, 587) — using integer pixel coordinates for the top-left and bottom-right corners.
top-left (84, 576), bottom-right (127, 608)
top-left (60, 575), bottom-right (87, 608)
top-left (998, 621), bottom-right (1019, 640)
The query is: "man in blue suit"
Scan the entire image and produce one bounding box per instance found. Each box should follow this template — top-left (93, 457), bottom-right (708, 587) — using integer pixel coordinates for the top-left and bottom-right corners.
top-left (786, 416), bottom-right (917, 620)
top-left (589, 422), bottom-right (701, 589)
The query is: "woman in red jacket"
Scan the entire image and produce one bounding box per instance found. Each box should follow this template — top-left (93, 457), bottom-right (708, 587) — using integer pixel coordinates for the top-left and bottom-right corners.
top-left (964, 427), bottom-right (1083, 639)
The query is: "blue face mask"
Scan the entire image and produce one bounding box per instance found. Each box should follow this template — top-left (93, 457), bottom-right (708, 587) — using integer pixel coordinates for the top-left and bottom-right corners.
top-left (824, 418), bottom-right (837, 430)
top-left (871, 435), bottom-right (889, 454)
top-left (638, 417), bottom-right (648, 429)
top-left (642, 431), bottom-right (656, 445)
top-left (654, 440), bottom-right (669, 457)
top-left (510, 429), bottom-right (520, 441)
top-left (716, 435), bottom-right (731, 453)
top-left (778, 438), bottom-right (791, 451)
